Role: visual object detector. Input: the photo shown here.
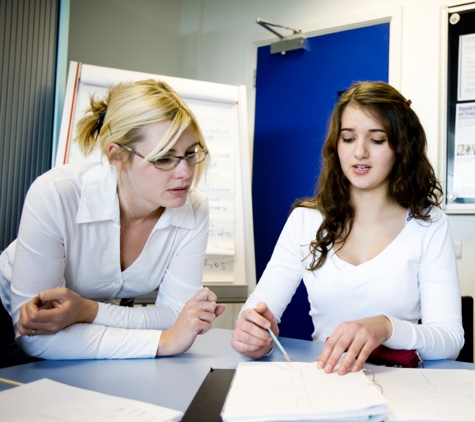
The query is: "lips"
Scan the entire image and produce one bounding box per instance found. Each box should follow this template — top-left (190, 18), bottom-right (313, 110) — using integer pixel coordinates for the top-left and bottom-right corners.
top-left (352, 164), bottom-right (371, 175)
top-left (168, 185), bottom-right (190, 196)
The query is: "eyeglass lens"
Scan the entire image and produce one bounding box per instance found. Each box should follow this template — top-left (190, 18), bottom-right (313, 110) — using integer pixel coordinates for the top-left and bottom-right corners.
top-left (153, 150), bottom-right (207, 170)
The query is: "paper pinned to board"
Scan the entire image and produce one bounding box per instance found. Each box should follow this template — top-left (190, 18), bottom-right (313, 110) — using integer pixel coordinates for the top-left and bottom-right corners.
top-left (0, 378), bottom-right (183, 422)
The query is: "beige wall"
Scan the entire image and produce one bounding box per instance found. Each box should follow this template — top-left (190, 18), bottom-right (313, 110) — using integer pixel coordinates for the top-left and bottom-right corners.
top-left (68, 0), bottom-right (181, 75)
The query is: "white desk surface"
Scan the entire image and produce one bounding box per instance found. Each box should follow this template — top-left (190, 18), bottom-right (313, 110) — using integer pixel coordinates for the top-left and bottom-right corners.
top-left (0, 328), bottom-right (473, 413)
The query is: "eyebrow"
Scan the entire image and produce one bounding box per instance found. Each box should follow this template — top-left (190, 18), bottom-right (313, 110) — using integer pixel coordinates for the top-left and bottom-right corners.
top-left (166, 142), bottom-right (200, 153)
top-left (339, 128), bottom-right (386, 133)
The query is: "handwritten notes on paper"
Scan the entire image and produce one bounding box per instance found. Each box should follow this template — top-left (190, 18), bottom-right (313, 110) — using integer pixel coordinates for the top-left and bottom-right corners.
top-left (370, 365), bottom-right (475, 421)
top-left (191, 99), bottom-right (237, 282)
top-left (221, 362), bottom-right (388, 422)
top-left (0, 378), bottom-right (183, 421)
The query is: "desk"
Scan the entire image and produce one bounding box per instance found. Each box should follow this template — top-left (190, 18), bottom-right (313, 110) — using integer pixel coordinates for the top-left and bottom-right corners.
top-left (0, 328), bottom-right (474, 413)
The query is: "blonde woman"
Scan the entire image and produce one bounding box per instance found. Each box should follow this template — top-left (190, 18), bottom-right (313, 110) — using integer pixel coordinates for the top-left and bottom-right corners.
top-left (0, 80), bottom-right (224, 365)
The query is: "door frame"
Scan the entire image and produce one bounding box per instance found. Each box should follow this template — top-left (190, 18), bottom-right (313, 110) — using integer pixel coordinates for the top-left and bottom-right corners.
top-left (245, 6), bottom-right (403, 164)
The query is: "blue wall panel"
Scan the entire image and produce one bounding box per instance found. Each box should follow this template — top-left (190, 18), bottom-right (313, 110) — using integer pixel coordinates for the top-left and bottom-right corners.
top-left (253, 23), bottom-right (389, 340)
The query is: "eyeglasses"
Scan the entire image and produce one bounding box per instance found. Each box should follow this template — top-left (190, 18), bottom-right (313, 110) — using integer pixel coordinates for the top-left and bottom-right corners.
top-left (116, 143), bottom-right (208, 171)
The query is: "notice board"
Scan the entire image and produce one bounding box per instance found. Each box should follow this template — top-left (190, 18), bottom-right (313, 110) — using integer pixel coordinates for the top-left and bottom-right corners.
top-left (56, 62), bottom-right (255, 300)
top-left (444, 4), bottom-right (475, 213)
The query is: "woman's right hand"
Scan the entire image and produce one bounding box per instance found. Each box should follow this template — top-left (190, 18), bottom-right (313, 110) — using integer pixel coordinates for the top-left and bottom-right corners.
top-left (231, 302), bottom-right (277, 358)
top-left (19, 287), bottom-right (98, 336)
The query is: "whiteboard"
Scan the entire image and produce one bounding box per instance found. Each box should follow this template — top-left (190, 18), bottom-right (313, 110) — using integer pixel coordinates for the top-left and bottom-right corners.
top-left (56, 62), bottom-right (255, 295)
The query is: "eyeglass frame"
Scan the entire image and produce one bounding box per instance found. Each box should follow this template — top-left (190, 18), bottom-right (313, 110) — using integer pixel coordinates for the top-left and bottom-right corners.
top-left (115, 143), bottom-right (208, 170)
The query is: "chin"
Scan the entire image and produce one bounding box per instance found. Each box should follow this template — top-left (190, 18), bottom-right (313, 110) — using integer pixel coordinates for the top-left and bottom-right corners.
top-left (164, 197), bottom-right (188, 209)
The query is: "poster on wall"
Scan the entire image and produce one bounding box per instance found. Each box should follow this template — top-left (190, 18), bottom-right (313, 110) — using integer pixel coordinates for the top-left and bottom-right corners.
top-left (453, 103), bottom-right (475, 198)
top-left (458, 33), bottom-right (475, 101)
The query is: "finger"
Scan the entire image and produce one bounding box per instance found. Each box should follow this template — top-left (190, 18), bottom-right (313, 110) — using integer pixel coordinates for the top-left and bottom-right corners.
top-left (317, 341), bottom-right (333, 368)
top-left (26, 306), bottom-right (67, 323)
top-left (231, 329), bottom-right (272, 353)
top-left (20, 299), bottom-right (41, 329)
top-left (235, 319), bottom-right (272, 345)
top-left (189, 316), bottom-right (213, 335)
top-left (215, 304), bottom-right (226, 317)
top-left (323, 336), bottom-right (352, 374)
top-left (37, 287), bottom-right (68, 304)
top-left (242, 308), bottom-right (271, 330)
top-left (193, 309), bottom-right (217, 324)
top-left (192, 287), bottom-right (217, 302)
top-left (337, 339), bottom-right (365, 375)
top-left (186, 298), bottom-right (222, 315)
top-left (232, 338), bottom-right (268, 354)
top-left (253, 302), bottom-right (270, 316)
top-left (351, 343), bottom-right (377, 373)
top-left (317, 333), bottom-right (343, 369)
top-left (38, 301), bottom-right (55, 310)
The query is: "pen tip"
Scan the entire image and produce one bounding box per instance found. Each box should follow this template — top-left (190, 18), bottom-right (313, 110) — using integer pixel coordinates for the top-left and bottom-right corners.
top-left (284, 354), bottom-right (291, 362)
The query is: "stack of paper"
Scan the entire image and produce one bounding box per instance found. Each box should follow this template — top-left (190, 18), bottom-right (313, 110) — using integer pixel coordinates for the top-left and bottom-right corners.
top-left (0, 378), bottom-right (183, 422)
top-left (221, 362), bottom-right (388, 421)
top-left (370, 365), bottom-right (475, 421)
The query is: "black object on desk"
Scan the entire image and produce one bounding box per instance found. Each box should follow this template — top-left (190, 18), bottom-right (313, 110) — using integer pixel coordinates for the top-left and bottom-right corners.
top-left (181, 368), bottom-right (235, 422)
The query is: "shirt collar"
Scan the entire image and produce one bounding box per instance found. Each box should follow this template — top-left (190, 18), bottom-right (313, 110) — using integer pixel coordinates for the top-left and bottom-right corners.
top-left (76, 162), bottom-right (120, 224)
top-left (76, 162), bottom-right (196, 230)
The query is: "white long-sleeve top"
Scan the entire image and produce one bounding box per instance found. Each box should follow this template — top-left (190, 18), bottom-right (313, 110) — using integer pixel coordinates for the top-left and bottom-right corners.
top-left (242, 206), bottom-right (464, 360)
top-left (0, 161), bottom-right (209, 360)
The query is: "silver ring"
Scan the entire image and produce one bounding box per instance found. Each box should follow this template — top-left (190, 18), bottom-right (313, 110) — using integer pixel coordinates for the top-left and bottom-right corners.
top-left (29, 329), bottom-right (37, 337)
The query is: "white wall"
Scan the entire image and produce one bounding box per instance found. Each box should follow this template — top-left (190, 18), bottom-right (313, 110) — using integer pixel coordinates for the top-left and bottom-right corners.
top-left (179, 0), bottom-right (475, 309)
top-left (68, 0), bottom-right (182, 76)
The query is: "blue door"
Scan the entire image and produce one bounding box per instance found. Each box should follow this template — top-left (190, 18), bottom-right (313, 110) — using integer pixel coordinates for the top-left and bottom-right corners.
top-left (252, 23), bottom-right (389, 340)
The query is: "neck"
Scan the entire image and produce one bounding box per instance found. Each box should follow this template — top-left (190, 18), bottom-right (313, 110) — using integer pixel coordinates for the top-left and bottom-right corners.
top-left (117, 189), bottom-right (164, 225)
top-left (349, 185), bottom-right (401, 220)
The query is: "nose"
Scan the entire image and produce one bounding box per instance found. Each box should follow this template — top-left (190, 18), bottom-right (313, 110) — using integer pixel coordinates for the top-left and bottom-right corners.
top-left (174, 158), bottom-right (194, 178)
top-left (354, 139), bottom-right (369, 160)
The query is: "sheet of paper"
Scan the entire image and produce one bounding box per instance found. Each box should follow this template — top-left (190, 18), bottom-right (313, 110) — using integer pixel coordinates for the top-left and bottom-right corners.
top-left (193, 99), bottom-right (237, 283)
top-left (452, 102), bottom-right (475, 199)
top-left (370, 365), bottom-right (475, 421)
top-left (221, 362), bottom-right (388, 422)
top-left (458, 33), bottom-right (475, 101)
top-left (0, 378), bottom-right (183, 422)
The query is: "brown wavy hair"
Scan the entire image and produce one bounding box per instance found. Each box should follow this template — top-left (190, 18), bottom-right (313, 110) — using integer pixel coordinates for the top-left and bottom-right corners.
top-left (292, 81), bottom-right (442, 271)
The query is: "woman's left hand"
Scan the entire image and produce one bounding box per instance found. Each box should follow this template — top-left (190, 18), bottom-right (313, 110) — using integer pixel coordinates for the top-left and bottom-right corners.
top-left (316, 316), bottom-right (392, 375)
top-left (157, 287), bottom-right (226, 356)
top-left (19, 287), bottom-right (98, 336)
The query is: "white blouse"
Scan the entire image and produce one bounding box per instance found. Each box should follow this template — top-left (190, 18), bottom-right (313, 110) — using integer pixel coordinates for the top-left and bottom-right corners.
top-left (0, 161), bottom-right (209, 359)
top-left (242, 206), bottom-right (464, 360)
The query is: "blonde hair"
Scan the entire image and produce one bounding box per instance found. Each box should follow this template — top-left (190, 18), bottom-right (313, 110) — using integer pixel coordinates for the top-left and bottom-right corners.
top-left (75, 79), bottom-right (208, 186)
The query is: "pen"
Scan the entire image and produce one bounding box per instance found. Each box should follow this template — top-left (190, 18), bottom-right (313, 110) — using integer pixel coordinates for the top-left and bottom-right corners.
top-left (266, 328), bottom-right (291, 362)
top-left (0, 377), bottom-right (23, 387)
